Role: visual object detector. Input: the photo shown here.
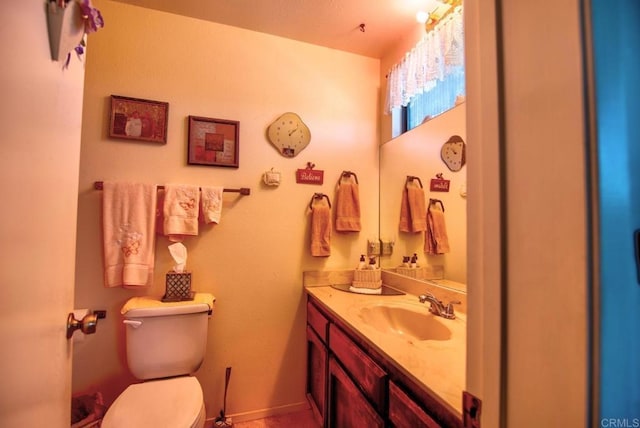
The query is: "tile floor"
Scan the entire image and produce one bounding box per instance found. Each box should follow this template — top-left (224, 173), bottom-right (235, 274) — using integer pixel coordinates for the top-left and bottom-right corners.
top-left (227, 408), bottom-right (320, 428)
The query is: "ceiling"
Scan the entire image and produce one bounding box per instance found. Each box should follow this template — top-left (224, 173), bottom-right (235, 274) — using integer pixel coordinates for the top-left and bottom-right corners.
top-left (110, 0), bottom-right (443, 59)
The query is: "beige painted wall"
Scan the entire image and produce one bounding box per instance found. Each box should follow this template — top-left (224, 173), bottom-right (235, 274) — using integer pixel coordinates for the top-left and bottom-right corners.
top-left (379, 104), bottom-right (467, 283)
top-left (0, 2), bottom-right (84, 426)
top-left (72, 0), bottom-right (380, 420)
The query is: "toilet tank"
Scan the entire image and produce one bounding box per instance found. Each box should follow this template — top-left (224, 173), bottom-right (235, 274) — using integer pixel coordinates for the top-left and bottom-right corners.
top-left (122, 300), bottom-right (210, 380)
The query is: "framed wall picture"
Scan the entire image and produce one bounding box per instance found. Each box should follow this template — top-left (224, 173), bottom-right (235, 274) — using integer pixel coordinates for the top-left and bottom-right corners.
top-left (109, 95), bottom-right (169, 144)
top-left (187, 116), bottom-right (239, 168)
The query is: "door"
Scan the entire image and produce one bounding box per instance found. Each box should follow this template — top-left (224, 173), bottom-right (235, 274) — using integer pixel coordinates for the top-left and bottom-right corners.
top-left (0, 2), bottom-right (84, 427)
top-left (589, 0), bottom-right (640, 422)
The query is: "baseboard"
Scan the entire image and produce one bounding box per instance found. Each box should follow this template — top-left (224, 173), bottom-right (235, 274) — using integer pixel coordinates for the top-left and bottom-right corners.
top-left (205, 400), bottom-right (311, 425)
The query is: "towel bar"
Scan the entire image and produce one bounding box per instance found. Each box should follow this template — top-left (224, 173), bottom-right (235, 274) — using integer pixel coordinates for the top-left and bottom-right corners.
top-left (94, 181), bottom-right (250, 195)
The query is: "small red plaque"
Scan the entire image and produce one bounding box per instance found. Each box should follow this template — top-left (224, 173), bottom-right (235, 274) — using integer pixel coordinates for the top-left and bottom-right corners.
top-left (296, 169), bottom-right (324, 185)
top-left (430, 179), bottom-right (450, 192)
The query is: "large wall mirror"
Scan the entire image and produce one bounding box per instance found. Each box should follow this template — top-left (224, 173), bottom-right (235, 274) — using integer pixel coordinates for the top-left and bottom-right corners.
top-left (379, 103), bottom-right (467, 289)
top-left (378, 1), bottom-right (466, 291)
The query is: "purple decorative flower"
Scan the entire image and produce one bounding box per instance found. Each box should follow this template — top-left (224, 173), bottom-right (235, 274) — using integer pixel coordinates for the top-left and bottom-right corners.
top-left (57, 0), bottom-right (104, 69)
top-left (78, 0), bottom-right (104, 34)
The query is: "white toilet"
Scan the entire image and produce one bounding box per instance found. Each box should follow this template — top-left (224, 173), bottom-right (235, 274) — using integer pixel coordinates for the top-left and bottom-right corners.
top-left (102, 294), bottom-right (214, 428)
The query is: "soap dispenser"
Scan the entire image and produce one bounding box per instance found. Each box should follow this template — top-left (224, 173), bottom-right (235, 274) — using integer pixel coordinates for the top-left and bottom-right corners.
top-left (410, 253), bottom-right (418, 269)
top-left (368, 256), bottom-right (378, 270)
top-left (358, 254), bottom-right (366, 270)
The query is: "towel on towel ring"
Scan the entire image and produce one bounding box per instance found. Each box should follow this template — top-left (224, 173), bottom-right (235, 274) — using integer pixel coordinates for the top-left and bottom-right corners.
top-left (425, 202), bottom-right (450, 254)
top-left (335, 176), bottom-right (361, 232)
top-left (310, 196), bottom-right (331, 257)
top-left (399, 184), bottom-right (427, 233)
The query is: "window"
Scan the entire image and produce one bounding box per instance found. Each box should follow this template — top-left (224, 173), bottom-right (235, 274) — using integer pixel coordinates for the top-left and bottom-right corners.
top-left (386, 6), bottom-right (465, 138)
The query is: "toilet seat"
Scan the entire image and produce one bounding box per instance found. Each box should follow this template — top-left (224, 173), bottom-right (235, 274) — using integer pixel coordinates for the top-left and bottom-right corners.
top-left (102, 376), bottom-right (205, 428)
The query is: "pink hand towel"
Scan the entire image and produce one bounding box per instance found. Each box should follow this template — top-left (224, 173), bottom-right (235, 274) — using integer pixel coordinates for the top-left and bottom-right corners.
top-left (200, 186), bottom-right (223, 224)
top-left (102, 182), bottom-right (157, 287)
top-left (163, 184), bottom-right (200, 242)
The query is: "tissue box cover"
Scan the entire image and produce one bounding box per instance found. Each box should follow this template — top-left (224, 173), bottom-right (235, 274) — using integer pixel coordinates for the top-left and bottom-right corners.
top-left (163, 272), bottom-right (193, 302)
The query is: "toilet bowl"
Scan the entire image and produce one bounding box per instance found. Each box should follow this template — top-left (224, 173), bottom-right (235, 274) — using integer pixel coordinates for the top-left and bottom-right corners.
top-left (101, 294), bottom-right (214, 428)
top-left (102, 377), bottom-right (205, 428)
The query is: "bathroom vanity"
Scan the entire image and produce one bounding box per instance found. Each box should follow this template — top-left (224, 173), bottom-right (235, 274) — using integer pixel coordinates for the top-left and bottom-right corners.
top-left (304, 271), bottom-right (465, 428)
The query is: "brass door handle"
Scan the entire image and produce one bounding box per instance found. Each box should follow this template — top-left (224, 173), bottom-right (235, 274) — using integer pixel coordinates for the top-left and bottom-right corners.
top-left (66, 310), bottom-right (106, 339)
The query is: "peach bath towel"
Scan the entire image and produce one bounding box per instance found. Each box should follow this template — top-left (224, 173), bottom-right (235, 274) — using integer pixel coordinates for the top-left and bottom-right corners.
top-left (425, 203), bottom-right (450, 254)
top-left (200, 186), bottom-right (223, 224)
top-left (399, 184), bottom-right (427, 232)
top-left (102, 182), bottom-right (157, 287)
top-left (310, 198), bottom-right (332, 257)
top-left (163, 184), bottom-right (200, 242)
top-left (335, 179), bottom-right (361, 232)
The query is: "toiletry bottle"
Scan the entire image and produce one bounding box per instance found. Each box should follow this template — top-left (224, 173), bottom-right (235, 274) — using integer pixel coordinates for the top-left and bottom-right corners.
top-left (402, 256), bottom-right (410, 267)
top-left (411, 253), bottom-right (418, 268)
top-left (368, 256), bottom-right (377, 269)
top-left (358, 254), bottom-right (366, 270)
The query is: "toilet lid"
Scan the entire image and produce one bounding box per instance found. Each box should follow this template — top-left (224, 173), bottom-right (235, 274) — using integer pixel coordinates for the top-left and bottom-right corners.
top-left (102, 376), bottom-right (203, 428)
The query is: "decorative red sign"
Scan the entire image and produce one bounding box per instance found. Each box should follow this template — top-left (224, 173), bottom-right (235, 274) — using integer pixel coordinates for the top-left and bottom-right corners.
top-left (296, 169), bottom-right (324, 185)
top-left (430, 178), bottom-right (450, 192)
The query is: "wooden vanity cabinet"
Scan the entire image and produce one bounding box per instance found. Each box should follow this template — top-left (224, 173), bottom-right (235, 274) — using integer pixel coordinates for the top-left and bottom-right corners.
top-left (306, 295), bottom-right (459, 428)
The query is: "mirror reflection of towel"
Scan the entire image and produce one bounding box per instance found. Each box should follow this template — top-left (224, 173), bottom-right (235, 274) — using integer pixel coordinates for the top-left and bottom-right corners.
top-left (399, 185), bottom-right (427, 232)
top-left (425, 205), bottom-right (450, 254)
top-left (310, 199), bottom-right (331, 257)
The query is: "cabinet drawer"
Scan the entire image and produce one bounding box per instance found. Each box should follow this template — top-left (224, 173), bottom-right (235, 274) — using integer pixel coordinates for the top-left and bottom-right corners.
top-left (329, 324), bottom-right (386, 411)
top-left (389, 381), bottom-right (441, 428)
top-left (307, 300), bottom-right (329, 343)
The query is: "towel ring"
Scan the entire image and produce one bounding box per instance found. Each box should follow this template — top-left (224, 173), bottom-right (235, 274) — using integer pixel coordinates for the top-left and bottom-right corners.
top-left (339, 171), bottom-right (359, 184)
top-left (405, 175), bottom-right (423, 188)
top-left (309, 193), bottom-right (331, 210)
top-left (429, 198), bottom-right (445, 212)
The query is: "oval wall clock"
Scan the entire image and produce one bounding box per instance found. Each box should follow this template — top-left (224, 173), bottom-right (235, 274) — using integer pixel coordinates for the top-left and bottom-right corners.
top-left (267, 112), bottom-right (311, 158)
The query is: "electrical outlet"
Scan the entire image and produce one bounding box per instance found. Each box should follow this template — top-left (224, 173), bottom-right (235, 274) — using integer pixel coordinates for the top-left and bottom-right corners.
top-left (367, 240), bottom-right (381, 255)
top-left (463, 391), bottom-right (482, 428)
top-left (381, 241), bottom-right (394, 256)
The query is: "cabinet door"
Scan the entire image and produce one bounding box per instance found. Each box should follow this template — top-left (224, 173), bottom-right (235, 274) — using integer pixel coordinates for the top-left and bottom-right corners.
top-left (329, 324), bottom-right (386, 411)
top-left (307, 326), bottom-right (327, 426)
top-left (389, 381), bottom-right (441, 428)
top-left (327, 357), bottom-right (384, 428)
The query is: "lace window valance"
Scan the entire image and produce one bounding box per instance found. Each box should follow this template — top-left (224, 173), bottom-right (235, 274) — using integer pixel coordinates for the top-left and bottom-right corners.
top-left (385, 6), bottom-right (465, 115)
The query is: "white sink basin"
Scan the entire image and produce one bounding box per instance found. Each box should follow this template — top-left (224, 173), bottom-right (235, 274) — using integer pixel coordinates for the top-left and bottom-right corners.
top-left (358, 303), bottom-right (452, 341)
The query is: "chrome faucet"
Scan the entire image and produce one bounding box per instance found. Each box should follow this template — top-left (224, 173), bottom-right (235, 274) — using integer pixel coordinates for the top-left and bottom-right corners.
top-left (418, 292), bottom-right (460, 320)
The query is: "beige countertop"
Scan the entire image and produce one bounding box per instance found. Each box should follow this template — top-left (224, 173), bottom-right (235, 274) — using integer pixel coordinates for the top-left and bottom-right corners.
top-left (305, 284), bottom-right (466, 416)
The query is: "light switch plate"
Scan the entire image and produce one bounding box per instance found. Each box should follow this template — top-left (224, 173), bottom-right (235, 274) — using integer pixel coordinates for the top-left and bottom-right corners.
top-left (367, 240), bottom-right (381, 255)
